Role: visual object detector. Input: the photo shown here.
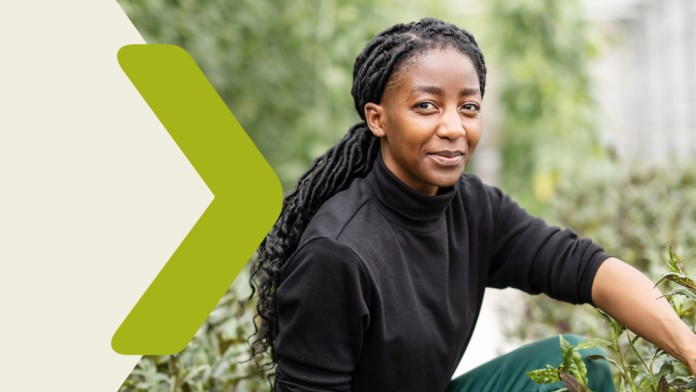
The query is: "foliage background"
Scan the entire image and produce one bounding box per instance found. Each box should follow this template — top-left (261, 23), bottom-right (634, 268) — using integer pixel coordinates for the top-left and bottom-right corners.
top-left (116, 0), bottom-right (696, 390)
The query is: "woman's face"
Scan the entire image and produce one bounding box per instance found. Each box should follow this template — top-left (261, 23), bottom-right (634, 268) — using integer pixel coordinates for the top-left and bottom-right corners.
top-left (364, 48), bottom-right (483, 196)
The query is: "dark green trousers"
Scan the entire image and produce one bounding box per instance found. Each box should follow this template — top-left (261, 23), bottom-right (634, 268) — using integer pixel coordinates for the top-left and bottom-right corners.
top-left (445, 335), bottom-right (615, 392)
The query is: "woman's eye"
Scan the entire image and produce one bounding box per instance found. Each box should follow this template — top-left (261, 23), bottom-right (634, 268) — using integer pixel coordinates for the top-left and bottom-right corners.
top-left (415, 102), bottom-right (435, 110)
top-left (461, 103), bottom-right (480, 113)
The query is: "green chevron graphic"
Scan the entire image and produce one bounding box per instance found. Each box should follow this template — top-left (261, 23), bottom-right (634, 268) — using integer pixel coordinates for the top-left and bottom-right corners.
top-left (112, 44), bottom-right (282, 354)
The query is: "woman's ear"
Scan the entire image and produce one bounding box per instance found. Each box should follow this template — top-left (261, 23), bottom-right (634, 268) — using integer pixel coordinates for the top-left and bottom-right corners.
top-left (364, 103), bottom-right (386, 137)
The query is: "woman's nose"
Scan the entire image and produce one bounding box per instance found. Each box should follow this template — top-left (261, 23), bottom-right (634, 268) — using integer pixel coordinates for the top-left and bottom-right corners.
top-left (436, 108), bottom-right (465, 139)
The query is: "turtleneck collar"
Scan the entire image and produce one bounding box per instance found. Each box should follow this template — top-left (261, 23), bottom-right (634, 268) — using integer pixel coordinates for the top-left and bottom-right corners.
top-left (364, 154), bottom-right (458, 231)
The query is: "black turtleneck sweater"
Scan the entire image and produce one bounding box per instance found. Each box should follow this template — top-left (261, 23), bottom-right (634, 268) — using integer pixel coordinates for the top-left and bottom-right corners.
top-left (274, 156), bottom-right (609, 392)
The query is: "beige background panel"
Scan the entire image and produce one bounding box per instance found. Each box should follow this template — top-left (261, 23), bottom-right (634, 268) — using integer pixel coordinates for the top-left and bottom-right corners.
top-left (0, 1), bottom-right (213, 390)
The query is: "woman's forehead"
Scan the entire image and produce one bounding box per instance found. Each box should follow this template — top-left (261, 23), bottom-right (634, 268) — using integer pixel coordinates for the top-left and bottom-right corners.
top-left (385, 48), bottom-right (480, 96)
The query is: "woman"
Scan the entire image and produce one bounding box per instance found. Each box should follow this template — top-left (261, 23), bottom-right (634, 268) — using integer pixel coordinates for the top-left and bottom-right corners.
top-left (247, 18), bottom-right (696, 391)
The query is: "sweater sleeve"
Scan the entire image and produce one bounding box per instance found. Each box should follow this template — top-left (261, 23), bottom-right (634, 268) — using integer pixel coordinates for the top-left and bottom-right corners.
top-left (275, 237), bottom-right (371, 392)
top-left (485, 185), bottom-right (609, 305)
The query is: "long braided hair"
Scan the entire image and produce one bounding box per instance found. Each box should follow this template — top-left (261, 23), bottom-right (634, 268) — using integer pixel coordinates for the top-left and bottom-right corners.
top-left (246, 17), bottom-right (487, 370)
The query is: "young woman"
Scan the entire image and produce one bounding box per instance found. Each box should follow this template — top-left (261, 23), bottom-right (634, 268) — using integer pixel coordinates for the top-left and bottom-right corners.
top-left (247, 18), bottom-right (696, 391)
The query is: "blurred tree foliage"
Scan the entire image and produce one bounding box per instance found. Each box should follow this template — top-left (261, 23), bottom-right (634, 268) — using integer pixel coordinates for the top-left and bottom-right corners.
top-left (482, 0), bottom-right (610, 343)
top-left (118, 0), bottom-right (451, 191)
top-left (485, 0), bottom-right (607, 215)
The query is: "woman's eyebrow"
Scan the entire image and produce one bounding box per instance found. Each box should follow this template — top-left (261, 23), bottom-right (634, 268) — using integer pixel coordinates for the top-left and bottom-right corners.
top-left (410, 86), bottom-right (481, 97)
top-left (411, 85), bottom-right (444, 95)
top-left (459, 87), bottom-right (481, 97)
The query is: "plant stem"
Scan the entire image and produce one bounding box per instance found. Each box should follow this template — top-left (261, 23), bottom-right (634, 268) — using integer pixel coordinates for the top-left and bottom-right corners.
top-left (625, 331), bottom-right (656, 391)
top-left (613, 331), bottom-right (638, 392)
top-left (648, 350), bottom-right (660, 387)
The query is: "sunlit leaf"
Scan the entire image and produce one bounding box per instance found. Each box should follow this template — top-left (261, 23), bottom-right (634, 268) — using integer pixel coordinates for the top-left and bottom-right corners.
top-left (569, 350), bottom-right (589, 387)
top-left (557, 336), bottom-right (589, 386)
top-left (527, 365), bottom-right (561, 384)
top-left (575, 338), bottom-right (611, 350)
top-left (560, 335), bottom-right (575, 360)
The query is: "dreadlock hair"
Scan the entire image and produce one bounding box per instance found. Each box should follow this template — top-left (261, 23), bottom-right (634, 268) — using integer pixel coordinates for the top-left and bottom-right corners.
top-left (245, 17), bottom-right (487, 373)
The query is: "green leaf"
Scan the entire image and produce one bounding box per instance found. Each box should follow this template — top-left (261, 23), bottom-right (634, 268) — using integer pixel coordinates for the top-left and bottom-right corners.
top-left (682, 377), bottom-right (696, 389)
top-left (560, 335), bottom-right (574, 355)
top-left (656, 359), bottom-right (673, 383)
top-left (570, 350), bottom-right (589, 386)
top-left (586, 354), bottom-right (621, 371)
top-left (527, 365), bottom-right (561, 384)
top-left (558, 336), bottom-right (589, 386)
top-left (662, 288), bottom-right (696, 300)
top-left (655, 273), bottom-right (696, 291)
top-left (667, 245), bottom-right (686, 275)
top-left (575, 338), bottom-right (612, 350)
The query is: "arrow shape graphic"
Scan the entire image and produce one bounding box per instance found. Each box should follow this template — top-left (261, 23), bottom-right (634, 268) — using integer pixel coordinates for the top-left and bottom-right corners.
top-left (112, 44), bottom-right (282, 354)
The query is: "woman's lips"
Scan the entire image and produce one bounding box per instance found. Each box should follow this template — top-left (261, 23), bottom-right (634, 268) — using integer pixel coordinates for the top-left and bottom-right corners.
top-left (427, 151), bottom-right (465, 166)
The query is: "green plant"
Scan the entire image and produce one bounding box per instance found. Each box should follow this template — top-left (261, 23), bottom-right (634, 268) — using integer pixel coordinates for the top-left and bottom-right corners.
top-left (527, 335), bottom-right (611, 392)
top-left (529, 248), bottom-right (696, 392)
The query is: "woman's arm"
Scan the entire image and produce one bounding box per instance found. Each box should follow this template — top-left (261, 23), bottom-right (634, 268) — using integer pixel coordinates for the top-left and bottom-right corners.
top-left (592, 257), bottom-right (696, 374)
top-left (275, 237), bottom-right (370, 392)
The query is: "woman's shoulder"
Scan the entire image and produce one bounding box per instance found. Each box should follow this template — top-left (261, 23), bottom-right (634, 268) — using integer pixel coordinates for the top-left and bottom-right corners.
top-left (281, 235), bottom-right (371, 292)
top-left (300, 176), bottom-right (375, 243)
top-left (284, 176), bottom-right (384, 277)
top-left (456, 173), bottom-right (506, 206)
